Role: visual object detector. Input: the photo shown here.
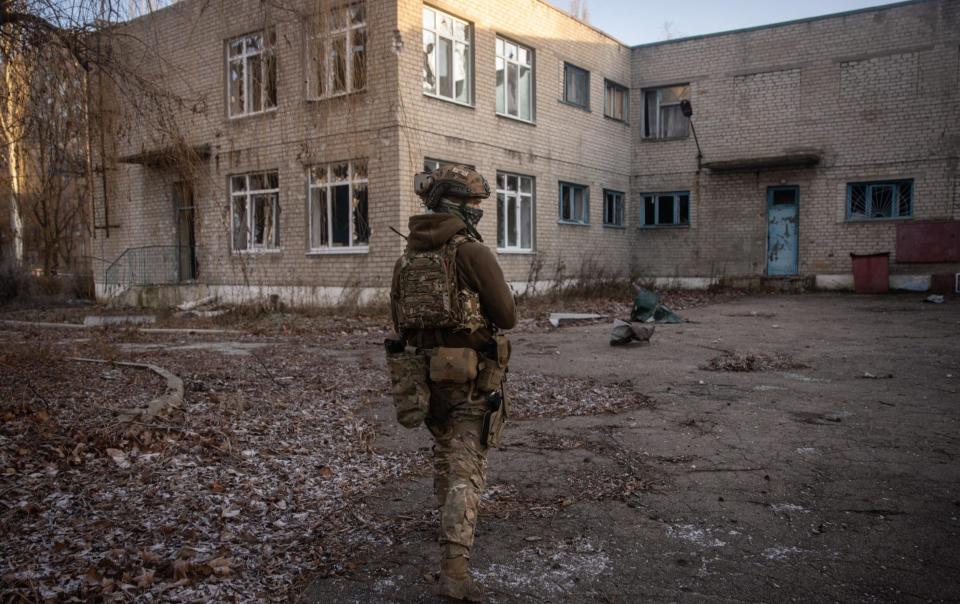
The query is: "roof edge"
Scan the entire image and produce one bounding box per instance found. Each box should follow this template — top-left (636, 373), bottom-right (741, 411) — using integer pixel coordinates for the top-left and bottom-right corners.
top-left (531, 0), bottom-right (629, 49)
top-left (631, 0), bottom-right (931, 50)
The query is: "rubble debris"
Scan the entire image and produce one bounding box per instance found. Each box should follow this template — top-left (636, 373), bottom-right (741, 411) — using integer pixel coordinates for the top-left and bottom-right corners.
top-left (630, 287), bottom-right (685, 323)
top-left (923, 294), bottom-right (945, 304)
top-left (82, 315), bottom-right (156, 327)
top-left (705, 351), bottom-right (807, 372)
top-left (548, 313), bottom-right (606, 327)
top-left (609, 319), bottom-right (655, 346)
top-left (177, 295), bottom-right (218, 311)
top-left (861, 372), bottom-right (894, 379)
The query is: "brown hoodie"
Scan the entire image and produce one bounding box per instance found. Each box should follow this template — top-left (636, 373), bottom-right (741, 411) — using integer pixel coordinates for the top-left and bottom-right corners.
top-left (392, 213), bottom-right (517, 349)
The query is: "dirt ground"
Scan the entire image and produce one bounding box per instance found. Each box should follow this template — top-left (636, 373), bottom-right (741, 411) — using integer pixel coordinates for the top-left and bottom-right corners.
top-left (2, 292), bottom-right (959, 602)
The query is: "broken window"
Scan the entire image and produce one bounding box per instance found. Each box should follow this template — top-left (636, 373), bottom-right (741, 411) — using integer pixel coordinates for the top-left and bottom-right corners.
top-left (641, 191), bottom-right (690, 227)
top-left (423, 7), bottom-right (472, 104)
top-left (603, 189), bottom-right (625, 227)
top-left (308, 159), bottom-right (369, 250)
top-left (559, 182), bottom-right (589, 225)
top-left (643, 84), bottom-right (689, 139)
top-left (563, 63), bottom-right (589, 109)
top-left (604, 80), bottom-right (628, 122)
top-left (230, 171), bottom-right (280, 251)
top-left (496, 37), bottom-right (533, 121)
top-left (497, 172), bottom-right (534, 251)
top-left (847, 179), bottom-right (912, 220)
top-left (308, 1), bottom-right (366, 99)
top-left (227, 30), bottom-right (277, 117)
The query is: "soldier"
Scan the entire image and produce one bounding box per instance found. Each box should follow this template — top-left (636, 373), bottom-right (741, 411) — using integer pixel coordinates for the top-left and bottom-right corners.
top-left (389, 165), bottom-right (517, 601)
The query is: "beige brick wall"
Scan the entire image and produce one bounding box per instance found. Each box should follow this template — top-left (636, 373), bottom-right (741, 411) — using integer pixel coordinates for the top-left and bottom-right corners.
top-left (395, 0), bottom-right (633, 285)
top-left (631, 0), bottom-right (960, 278)
top-left (92, 0), bottom-right (960, 299)
top-left (93, 0), bottom-right (635, 294)
top-left (93, 0), bottom-right (402, 293)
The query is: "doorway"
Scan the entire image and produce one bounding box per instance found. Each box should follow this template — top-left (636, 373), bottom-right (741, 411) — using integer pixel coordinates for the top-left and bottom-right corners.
top-left (173, 182), bottom-right (197, 281)
top-left (767, 186), bottom-right (798, 276)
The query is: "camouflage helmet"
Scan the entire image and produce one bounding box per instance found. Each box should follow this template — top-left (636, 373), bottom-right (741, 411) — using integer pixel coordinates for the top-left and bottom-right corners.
top-left (415, 164), bottom-right (490, 210)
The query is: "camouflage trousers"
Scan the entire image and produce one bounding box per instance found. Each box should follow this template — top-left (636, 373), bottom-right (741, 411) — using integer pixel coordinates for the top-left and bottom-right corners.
top-left (425, 380), bottom-right (489, 550)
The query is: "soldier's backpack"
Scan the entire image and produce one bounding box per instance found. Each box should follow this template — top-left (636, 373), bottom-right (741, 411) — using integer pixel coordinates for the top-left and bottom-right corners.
top-left (393, 234), bottom-right (487, 334)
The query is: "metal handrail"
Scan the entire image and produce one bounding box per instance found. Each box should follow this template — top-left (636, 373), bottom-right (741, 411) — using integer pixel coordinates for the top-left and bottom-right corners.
top-left (103, 245), bottom-right (190, 287)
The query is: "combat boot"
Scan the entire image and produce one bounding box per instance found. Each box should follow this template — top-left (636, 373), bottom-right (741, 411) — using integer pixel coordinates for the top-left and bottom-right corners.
top-left (435, 547), bottom-right (483, 602)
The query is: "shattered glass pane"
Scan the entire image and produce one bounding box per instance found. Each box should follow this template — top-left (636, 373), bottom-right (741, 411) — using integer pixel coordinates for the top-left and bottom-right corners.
top-left (497, 193), bottom-right (505, 248)
top-left (310, 187), bottom-right (328, 247)
top-left (332, 35), bottom-right (346, 93)
top-left (352, 29), bottom-right (366, 91)
top-left (332, 184), bottom-right (350, 246)
top-left (352, 184), bottom-right (369, 245)
top-left (521, 196), bottom-right (532, 248)
top-left (229, 60), bottom-right (244, 115)
top-left (233, 197), bottom-right (248, 250)
top-left (423, 31), bottom-right (436, 94)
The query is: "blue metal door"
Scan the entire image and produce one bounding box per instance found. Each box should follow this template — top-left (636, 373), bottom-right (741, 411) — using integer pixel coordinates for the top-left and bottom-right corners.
top-left (767, 187), bottom-right (799, 276)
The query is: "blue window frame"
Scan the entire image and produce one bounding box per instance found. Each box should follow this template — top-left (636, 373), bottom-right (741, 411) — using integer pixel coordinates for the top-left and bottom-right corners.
top-left (641, 191), bottom-right (690, 227)
top-left (559, 181), bottom-right (589, 224)
top-left (603, 189), bottom-right (624, 227)
top-left (846, 179), bottom-right (913, 220)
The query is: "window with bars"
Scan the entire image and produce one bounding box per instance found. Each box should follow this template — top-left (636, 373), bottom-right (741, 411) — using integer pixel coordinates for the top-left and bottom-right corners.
top-left (641, 191), bottom-right (690, 227)
top-left (496, 37), bottom-right (533, 121)
top-left (497, 172), bottom-right (534, 251)
top-left (563, 63), bottom-right (589, 109)
top-left (643, 84), bottom-right (689, 139)
top-left (307, 1), bottom-right (366, 99)
top-left (231, 171), bottom-right (280, 251)
top-left (559, 181), bottom-right (589, 224)
top-left (308, 160), bottom-right (370, 250)
top-left (604, 80), bottom-right (628, 122)
top-left (846, 180), bottom-right (912, 220)
top-left (227, 31), bottom-right (277, 118)
top-left (603, 189), bottom-right (625, 227)
top-left (422, 6), bottom-right (472, 104)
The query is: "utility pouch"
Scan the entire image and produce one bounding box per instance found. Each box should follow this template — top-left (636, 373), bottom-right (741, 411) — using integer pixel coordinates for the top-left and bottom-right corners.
top-left (481, 391), bottom-right (509, 448)
top-left (476, 335), bottom-right (511, 393)
top-left (385, 348), bottom-right (430, 428)
top-left (429, 347), bottom-right (478, 383)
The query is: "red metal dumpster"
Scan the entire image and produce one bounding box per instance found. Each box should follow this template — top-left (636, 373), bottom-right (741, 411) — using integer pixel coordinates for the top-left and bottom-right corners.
top-left (850, 253), bottom-right (889, 294)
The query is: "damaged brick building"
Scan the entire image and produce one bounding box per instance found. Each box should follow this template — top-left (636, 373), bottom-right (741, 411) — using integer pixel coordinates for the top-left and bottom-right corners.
top-left (90, 0), bottom-right (960, 305)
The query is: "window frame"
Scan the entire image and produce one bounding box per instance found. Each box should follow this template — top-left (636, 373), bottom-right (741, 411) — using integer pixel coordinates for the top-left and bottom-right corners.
top-left (602, 189), bottom-right (625, 228)
top-left (423, 158), bottom-right (475, 172)
top-left (603, 79), bottom-right (628, 123)
top-left (640, 191), bottom-right (691, 228)
top-left (422, 6), bottom-right (474, 106)
top-left (495, 35), bottom-right (535, 123)
top-left (496, 171), bottom-right (535, 253)
top-left (230, 171), bottom-right (281, 253)
top-left (642, 84), bottom-right (690, 140)
top-left (226, 30), bottom-right (278, 119)
top-left (307, 159), bottom-right (370, 253)
top-left (845, 179), bottom-right (913, 221)
top-left (558, 181), bottom-right (590, 225)
top-left (562, 62), bottom-right (590, 110)
top-left (306, 1), bottom-right (367, 100)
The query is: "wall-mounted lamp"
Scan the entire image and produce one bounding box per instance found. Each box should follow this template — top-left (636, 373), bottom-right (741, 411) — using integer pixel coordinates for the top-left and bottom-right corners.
top-left (680, 99), bottom-right (704, 173)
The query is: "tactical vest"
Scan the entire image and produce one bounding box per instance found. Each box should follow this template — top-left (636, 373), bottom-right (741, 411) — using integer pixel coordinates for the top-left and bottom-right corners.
top-left (393, 234), bottom-right (488, 335)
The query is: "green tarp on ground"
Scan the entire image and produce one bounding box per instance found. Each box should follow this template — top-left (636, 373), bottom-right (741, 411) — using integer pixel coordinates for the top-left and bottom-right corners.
top-left (629, 288), bottom-right (685, 324)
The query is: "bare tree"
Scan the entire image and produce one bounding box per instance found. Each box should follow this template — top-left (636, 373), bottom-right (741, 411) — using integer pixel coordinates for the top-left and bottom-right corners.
top-left (0, 0), bottom-right (187, 274)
